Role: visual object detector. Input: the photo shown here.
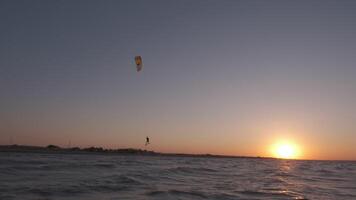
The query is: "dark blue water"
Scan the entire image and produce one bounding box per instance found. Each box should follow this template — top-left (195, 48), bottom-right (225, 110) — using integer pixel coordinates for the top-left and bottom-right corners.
top-left (0, 152), bottom-right (355, 200)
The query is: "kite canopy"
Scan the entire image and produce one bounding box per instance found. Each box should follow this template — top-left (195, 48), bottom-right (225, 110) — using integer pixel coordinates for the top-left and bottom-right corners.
top-left (135, 56), bottom-right (143, 72)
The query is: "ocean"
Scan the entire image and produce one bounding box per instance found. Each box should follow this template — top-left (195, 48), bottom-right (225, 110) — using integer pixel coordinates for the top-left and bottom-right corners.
top-left (0, 152), bottom-right (355, 200)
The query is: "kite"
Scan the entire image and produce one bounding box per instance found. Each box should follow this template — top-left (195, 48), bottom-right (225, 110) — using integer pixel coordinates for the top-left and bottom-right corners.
top-left (135, 56), bottom-right (143, 72)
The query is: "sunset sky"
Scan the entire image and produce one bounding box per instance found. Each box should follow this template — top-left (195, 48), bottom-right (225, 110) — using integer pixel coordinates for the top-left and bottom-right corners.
top-left (1, 0), bottom-right (356, 160)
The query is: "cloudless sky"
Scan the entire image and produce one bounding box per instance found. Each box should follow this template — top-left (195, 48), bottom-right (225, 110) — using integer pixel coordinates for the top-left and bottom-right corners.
top-left (1, 0), bottom-right (356, 160)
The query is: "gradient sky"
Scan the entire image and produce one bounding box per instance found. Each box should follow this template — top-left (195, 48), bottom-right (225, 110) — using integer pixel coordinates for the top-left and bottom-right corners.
top-left (1, 0), bottom-right (356, 160)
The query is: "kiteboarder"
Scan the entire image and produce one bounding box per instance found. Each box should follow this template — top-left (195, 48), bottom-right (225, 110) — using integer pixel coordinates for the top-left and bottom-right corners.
top-left (145, 136), bottom-right (150, 146)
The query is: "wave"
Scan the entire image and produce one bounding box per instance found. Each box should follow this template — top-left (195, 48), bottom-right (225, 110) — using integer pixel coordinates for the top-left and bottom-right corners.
top-left (238, 189), bottom-right (306, 199)
top-left (146, 189), bottom-right (207, 198)
top-left (166, 166), bottom-right (219, 174)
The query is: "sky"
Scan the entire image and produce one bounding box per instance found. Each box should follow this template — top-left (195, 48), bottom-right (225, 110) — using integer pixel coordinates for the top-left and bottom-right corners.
top-left (1, 0), bottom-right (356, 160)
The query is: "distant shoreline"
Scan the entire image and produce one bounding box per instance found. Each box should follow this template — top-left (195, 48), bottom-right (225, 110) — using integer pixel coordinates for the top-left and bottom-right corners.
top-left (0, 144), bottom-right (272, 160)
top-left (1, 145), bottom-right (355, 162)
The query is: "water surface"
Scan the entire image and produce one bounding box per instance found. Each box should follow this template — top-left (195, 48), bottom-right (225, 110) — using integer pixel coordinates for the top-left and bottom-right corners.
top-left (0, 152), bottom-right (355, 200)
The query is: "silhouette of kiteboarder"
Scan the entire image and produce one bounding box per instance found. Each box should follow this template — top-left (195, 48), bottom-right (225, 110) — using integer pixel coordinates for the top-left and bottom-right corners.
top-left (145, 136), bottom-right (150, 146)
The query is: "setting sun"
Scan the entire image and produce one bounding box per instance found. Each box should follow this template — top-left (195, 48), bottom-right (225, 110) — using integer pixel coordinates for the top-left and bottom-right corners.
top-left (271, 142), bottom-right (301, 159)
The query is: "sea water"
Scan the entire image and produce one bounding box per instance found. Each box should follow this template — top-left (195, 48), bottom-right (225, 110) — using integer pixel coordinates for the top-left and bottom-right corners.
top-left (0, 152), bottom-right (355, 200)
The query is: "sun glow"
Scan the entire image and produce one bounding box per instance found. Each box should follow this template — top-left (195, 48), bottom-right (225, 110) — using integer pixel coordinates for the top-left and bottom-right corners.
top-left (272, 142), bottom-right (300, 159)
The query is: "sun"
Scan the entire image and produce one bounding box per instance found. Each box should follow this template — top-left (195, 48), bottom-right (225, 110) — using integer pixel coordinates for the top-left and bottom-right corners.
top-left (272, 142), bottom-right (300, 159)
